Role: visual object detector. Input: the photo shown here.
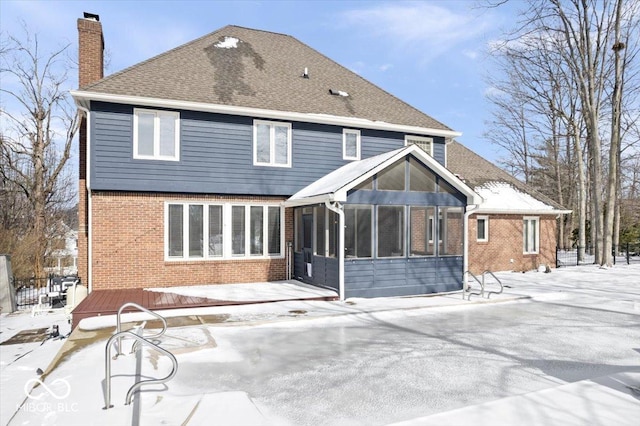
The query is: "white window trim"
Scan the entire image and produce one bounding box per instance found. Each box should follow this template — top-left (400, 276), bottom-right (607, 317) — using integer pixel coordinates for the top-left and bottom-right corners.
top-left (133, 108), bottom-right (180, 161)
top-left (253, 119), bottom-right (292, 168)
top-left (523, 216), bottom-right (540, 254)
top-left (477, 215), bottom-right (489, 242)
top-left (343, 129), bottom-right (361, 160)
top-left (164, 202), bottom-right (284, 261)
top-left (405, 135), bottom-right (433, 156)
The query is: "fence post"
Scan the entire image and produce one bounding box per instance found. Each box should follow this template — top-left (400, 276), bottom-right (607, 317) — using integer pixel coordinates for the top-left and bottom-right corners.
top-left (613, 246), bottom-right (616, 265)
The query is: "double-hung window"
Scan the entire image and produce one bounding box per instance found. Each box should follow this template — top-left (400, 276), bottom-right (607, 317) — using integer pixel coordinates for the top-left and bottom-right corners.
top-left (166, 203), bottom-right (283, 260)
top-left (254, 120), bottom-right (291, 167)
top-left (523, 217), bottom-right (539, 254)
top-left (343, 129), bottom-right (361, 160)
top-left (133, 108), bottom-right (180, 161)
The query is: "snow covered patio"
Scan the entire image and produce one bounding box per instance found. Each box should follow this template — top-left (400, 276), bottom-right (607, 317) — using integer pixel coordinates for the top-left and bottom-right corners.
top-left (2, 264), bottom-right (639, 425)
top-left (71, 280), bottom-right (339, 328)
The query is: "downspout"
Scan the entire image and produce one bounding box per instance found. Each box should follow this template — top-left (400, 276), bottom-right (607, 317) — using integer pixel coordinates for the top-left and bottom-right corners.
top-left (463, 203), bottom-right (480, 299)
top-left (325, 200), bottom-right (344, 300)
top-left (77, 105), bottom-right (92, 294)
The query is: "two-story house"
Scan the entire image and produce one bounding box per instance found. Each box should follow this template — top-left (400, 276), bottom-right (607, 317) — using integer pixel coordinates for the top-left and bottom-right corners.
top-left (72, 14), bottom-right (568, 300)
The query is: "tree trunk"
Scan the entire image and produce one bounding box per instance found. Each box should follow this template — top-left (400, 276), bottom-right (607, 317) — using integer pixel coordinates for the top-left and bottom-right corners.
top-left (603, 0), bottom-right (624, 267)
top-left (573, 129), bottom-right (587, 261)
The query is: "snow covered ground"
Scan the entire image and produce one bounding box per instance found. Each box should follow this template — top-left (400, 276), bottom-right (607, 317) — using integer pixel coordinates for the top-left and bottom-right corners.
top-left (1, 264), bottom-right (639, 425)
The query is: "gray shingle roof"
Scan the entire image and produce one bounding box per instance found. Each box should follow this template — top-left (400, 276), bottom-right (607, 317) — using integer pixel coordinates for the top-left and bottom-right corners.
top-left (81, 25), bottom-right (451, 131)
top-left (447, 141), bottom-right (568, 211)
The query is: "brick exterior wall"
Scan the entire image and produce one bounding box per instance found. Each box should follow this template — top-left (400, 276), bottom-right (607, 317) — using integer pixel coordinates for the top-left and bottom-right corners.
top-left (77, 16), bottom-right (104, 286)
top-left (468, 214), bottom-right (557, 274)
top-left (89, 192), bottom-right (291, 290)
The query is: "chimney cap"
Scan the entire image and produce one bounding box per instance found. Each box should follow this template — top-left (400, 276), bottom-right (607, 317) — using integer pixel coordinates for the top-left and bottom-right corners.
top-left (83, 12), bottom-right (100, 21)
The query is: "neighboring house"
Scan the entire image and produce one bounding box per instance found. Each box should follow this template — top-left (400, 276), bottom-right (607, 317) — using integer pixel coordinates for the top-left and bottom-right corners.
top-left (72, 14), bottom-right (568, 299)
top-left (46, 221), bottom-right (78, 276)
top-left (447, 142), bottom-right (571, 275)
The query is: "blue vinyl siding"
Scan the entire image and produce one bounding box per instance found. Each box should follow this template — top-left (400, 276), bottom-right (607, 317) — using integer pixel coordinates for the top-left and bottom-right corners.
top-left (294, 239), bottom-right (463, 298)
top-left (293, 253), bottom-right (339, 293)
top-left (344, 257), bottom-right (462, 298)
top-left (90, 102), bottom-right (448, 194)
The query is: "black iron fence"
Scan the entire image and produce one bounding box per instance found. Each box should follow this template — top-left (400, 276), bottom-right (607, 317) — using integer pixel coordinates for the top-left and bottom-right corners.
top-left (11, 275), bottom-right (80, 310)
top-left (556, 242), bottom-right (640, 268)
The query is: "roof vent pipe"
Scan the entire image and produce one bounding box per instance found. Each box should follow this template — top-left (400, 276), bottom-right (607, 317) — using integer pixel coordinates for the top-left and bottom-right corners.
top-left (329, 89), bottom-right (349, 97)
top-left (303, 67), bottom-right (309, 78)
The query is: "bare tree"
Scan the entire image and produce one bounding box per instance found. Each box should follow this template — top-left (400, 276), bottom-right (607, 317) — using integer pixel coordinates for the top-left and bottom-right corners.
top-left (486, 0), bottom-right (639, 266)
top-left (0, 29), bottom-right (79, 282)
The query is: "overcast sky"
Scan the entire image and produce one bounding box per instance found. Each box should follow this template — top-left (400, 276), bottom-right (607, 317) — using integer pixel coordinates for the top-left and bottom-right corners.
top-left (0, 0), bottom-right (527, 162)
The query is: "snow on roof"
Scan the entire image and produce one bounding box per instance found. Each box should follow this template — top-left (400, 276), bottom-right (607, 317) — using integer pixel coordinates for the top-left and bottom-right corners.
top-left (214, 36), bottom-right (239, 49)
top-left (475, 182), bottom-right (557, 213)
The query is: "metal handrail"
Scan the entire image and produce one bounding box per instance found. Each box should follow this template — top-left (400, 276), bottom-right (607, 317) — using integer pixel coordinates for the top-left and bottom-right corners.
top-left (465, 271), bottom-right (484, 300)
top-left (116, 302), bottom-right (168, 356)
top-left (482, 270), bottom-right (503, 299)
top-left (103, 330), bottom-right (178, 409)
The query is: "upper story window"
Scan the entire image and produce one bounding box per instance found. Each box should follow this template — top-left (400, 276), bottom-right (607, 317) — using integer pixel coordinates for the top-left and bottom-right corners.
top-left (254, 120), bottom-right (291, 167)
top-left (405, 135), bottom-right (433, 156)
top-left (133, 108), bottom-right (180, 161)
top-left (343, 129), bottom-right (361, 160)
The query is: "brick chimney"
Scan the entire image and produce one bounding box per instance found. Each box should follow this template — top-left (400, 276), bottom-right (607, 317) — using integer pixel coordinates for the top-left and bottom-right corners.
top-left (78, 12), bottom-right (104, 87)
top-left (77, 12), bottom-right (104, 289)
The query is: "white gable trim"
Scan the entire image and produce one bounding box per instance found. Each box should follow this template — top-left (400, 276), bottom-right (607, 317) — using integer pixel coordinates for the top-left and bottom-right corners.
top-left (286, 144), bottom-right (481, 207)
top-left (70, 90), bottom-right (462, 139)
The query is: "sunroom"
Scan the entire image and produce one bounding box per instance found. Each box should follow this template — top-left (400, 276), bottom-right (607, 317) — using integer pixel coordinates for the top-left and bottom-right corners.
top-left (285, 145), bottom-right (482, 299)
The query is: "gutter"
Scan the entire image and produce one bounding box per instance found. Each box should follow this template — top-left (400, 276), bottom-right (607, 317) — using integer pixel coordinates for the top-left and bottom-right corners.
top-left (325, 200), bottom-right (345, 301)
top-left (476, 209), bottom-right (573, 215)
top-left (70, 90), bottom-right (462, 139)
top-left (463, 203), bottom-right (480, 297)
